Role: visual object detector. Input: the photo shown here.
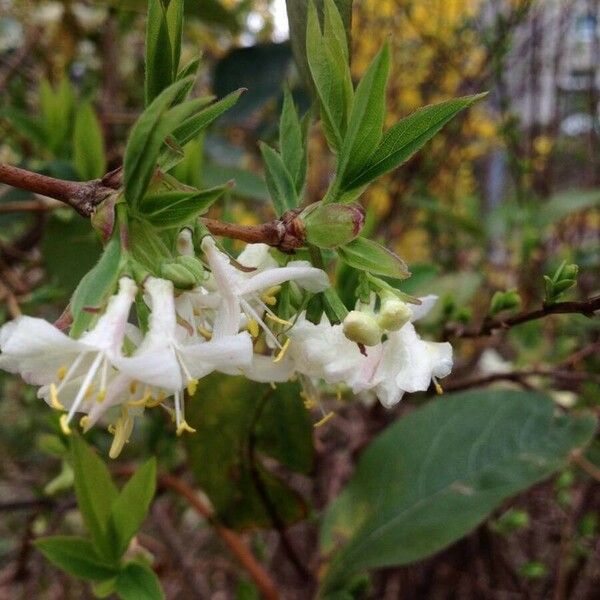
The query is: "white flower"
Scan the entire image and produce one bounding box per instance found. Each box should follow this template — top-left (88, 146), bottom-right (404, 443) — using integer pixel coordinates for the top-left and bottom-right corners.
top-left (118, 276), bottom-right (253, 434)
top-left (288, 313), bottom-right (380, 391)
top-left (0, 277), bottom-right (138, 434)
top-left (196, 237), bottom-right (330, 346)
top-left (368, 295), bottom-right (452, 407)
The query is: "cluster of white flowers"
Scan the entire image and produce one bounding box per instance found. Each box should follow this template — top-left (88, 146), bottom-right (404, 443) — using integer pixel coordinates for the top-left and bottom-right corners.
top-left (0, 235), bottom-right (452, 457)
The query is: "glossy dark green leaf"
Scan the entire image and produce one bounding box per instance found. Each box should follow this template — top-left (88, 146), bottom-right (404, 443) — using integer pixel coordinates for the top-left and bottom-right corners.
top-left (70, 436), bottom-right (119, 559)
top-left (338, 237), bottom-right (409, 280)
top-left (185, 375), bottom-right (313, 530)
top-left (139, 185), bottom-right (228, 227)
top-left (341, 94), bottom-right (486, 192)
top-left (35, 537), bottom-right (118, 581)
top-left (73, 101), bottom-right (106, 180)
top-left (109, 459), bottom-right (156, 557)
top-left (115, 562), bottom-right (164, 600)
top-left (70, 237), bottom-right (122, 338)
top-left (320, 390), bottom-right (596, 593)
top-left (259, 142), bottom-right (298, 216)
top-left (123, 77), bottom-right (193, 207)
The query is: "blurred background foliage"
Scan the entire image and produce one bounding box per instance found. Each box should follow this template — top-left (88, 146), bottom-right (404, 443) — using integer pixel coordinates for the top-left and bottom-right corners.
top-left (0, 0), bottom-right (599, 598)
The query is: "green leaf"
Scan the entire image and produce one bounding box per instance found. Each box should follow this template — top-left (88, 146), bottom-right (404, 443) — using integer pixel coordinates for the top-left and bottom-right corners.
top-left (109, 459), bottom-right (156, 557)
top-left (338, 237), bottom-right (409, 280)
top-left (123, 77), bottom-right (193, 207)
top-left (35, 537), bottom-right (118, 581)
top-left (40, 77), bottom-right (75, 155)
top-left (534, 189), bottom-right (600, 228)
top-left (287, 0), bottom-right (353, 92)
top-left (70, 236), bottom-right (122, 338)
top-left (185, 375), bottom-right (313, 530)
top-left (73, 101), bottom-right (106, 180)
top-left (115, 562), bottom-right (164, 600)
top-left (139, 185), bottom-right (227, 227)
top-left (342, 94), bottom-right (486, 192)
top-left (128, 218), bottom-right (172, 274)
top-left (70, 437), bottom-right (119, 559)
top-left (306, 1), bottom-right (353, 152)
top-left (145, 0), bottom-right (173, 105)
top-left (166, 0), bottom-right (184, 78)
top-left (320, 390), bottom-right (596, 593)
top-left (280, 88), bottom-right (307, 194)
top-left (159, 89), bottom-right (244, 171)
top-left (335, 42), bottom-right (390, 187)
top-left (259, 142), bottom-right (298, 216)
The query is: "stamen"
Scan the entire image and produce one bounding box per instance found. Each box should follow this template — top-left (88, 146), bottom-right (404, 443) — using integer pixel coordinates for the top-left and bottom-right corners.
top-left (247, 319), bottom-right (260, 338)
top-left (80, 416), bottom-right (90, 431)
top-left (240, 298), bottom-right (281, 349)
top-left (59, 414), bottom-right (71, 435)
top-left (187, 378), bottom-right (199, 396)
top-left (146, 391), bottom-right (167, 408)
top-left (270, 382), bottom-right (277, 390)
top-left (273, 338), bottom-right (291, 363)
top-left (265, 313), bottom-right (292, 326)
top-left (109, 408), bottom-right (133, 459)
top-left (65, 352), bottom-right (103, 425)
top-left (129, 381), bottom-right (138, 395)
top-left (197, 326), bottom-right (212, 340)
top-left (176, 420), bottom-right (197, 436)
top-left (56, 352), bottom-right (86, 394)
top-left (96, 390), bottom-right (106, 403)
top-left (56, 365), bottom-right (67, 380)
top-left (433, 378), bottom-right (444, 395)
top-left (314, 412), bottom-right (335, 428)
top-left (260, 286), bottom-right (281, 306)
top-left (49, 384), bottom-right (65, 410)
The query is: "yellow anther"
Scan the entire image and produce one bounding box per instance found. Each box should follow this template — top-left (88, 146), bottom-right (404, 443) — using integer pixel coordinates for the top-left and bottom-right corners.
top-left (197, 326), bottom-right (212, 340)
top-left (176, 420), bottom-right (197, 436)
top-left (336, 387), bottom-right (343, 402)
top-left (129, 381), bottom-right (138, 395)
top-left (146, 395), bottom-right (165, 408)
top-left (270, 382), bottom-right (277, 390)
top-left (109, 409), bottom-right (133, 459)
top-left (84, 385), bottom-right (96, 400)
top-left (49, 384), bottom-right (65, 411)
top-left (261, 286), bottom-right (281, 306)
top-left (434, 380), bottom-right (444, 395)
top-left (265, 313), bottom-right (292, 326)
top-left (96, 389), bottom-right (106, 403)
top-left (59, 414), bottom-right (72, 435)
top-left (273, 338), bottom-right (291, 363)
top-left (56, 365), bottom-right (67, 381)
top-left (187, 378), bottom-right (199, 396)
top-left (128, 392), bottom-right (151, 408)
top-left (80, 416), bottom-right (91, 431)
top-left (247, 319), bottom-right (260, 338)
top-left (301, 392), bottom-right (318, 410)
top-left (314, 412), bottom-right (335, 428)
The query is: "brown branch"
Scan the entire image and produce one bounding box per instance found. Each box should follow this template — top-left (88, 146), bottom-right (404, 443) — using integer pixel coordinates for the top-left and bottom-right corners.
top-left (571, 452), bottom-right (600, 483)
top-left (0, 163), bottom-right (114, 217)
top-left (0, 163), bottom-right (306, 250)
top-left (158, 473), bottom-right (280, 600)
top-left (443, 368), bottom-right (600, 393)
top-left (446, 296), bottom-right (600, 339)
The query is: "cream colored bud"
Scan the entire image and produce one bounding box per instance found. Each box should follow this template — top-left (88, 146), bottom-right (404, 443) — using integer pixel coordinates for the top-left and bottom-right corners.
top-left (176, 228), bottom-right (194, 256)
top-left (343, 311), bottom-right (383, 346)
top-left (378, 293), bottom-right (412, 331)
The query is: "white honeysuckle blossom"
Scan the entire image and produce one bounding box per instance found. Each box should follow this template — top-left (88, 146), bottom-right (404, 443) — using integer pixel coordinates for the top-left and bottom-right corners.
top-left (0, 277), bottom-right (138, 434)
top-left (286, 295), bottom-right (452, 408)
top-left (118, 276), bottom-right (253, 434)
top-left (196, 237), bottom-right (330, 346)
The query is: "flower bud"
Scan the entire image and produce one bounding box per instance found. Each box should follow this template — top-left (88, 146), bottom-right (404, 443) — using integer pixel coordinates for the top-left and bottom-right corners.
top-left (176, 228), bottom-right (194, 256)
top-left (377, 293), bottom-right (412, 331)
top-left (342, 310), bottom-right (383, 346)
top-left (160, 256), bottom-right (205, 289)
top-left (300, 202), bottom-right (365, 249)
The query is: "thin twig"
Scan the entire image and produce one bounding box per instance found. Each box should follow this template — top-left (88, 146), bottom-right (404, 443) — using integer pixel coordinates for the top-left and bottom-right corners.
top-left (443, 368), bottom-right (600, 393)
top-left (446, 296), bottom-right (600, 339)
top-left (571, 452), bottom-right (600, 482)
top-left (0, 164), bottom-right (114, 217)
top-left (158, 473), bottom-right (280, 600)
